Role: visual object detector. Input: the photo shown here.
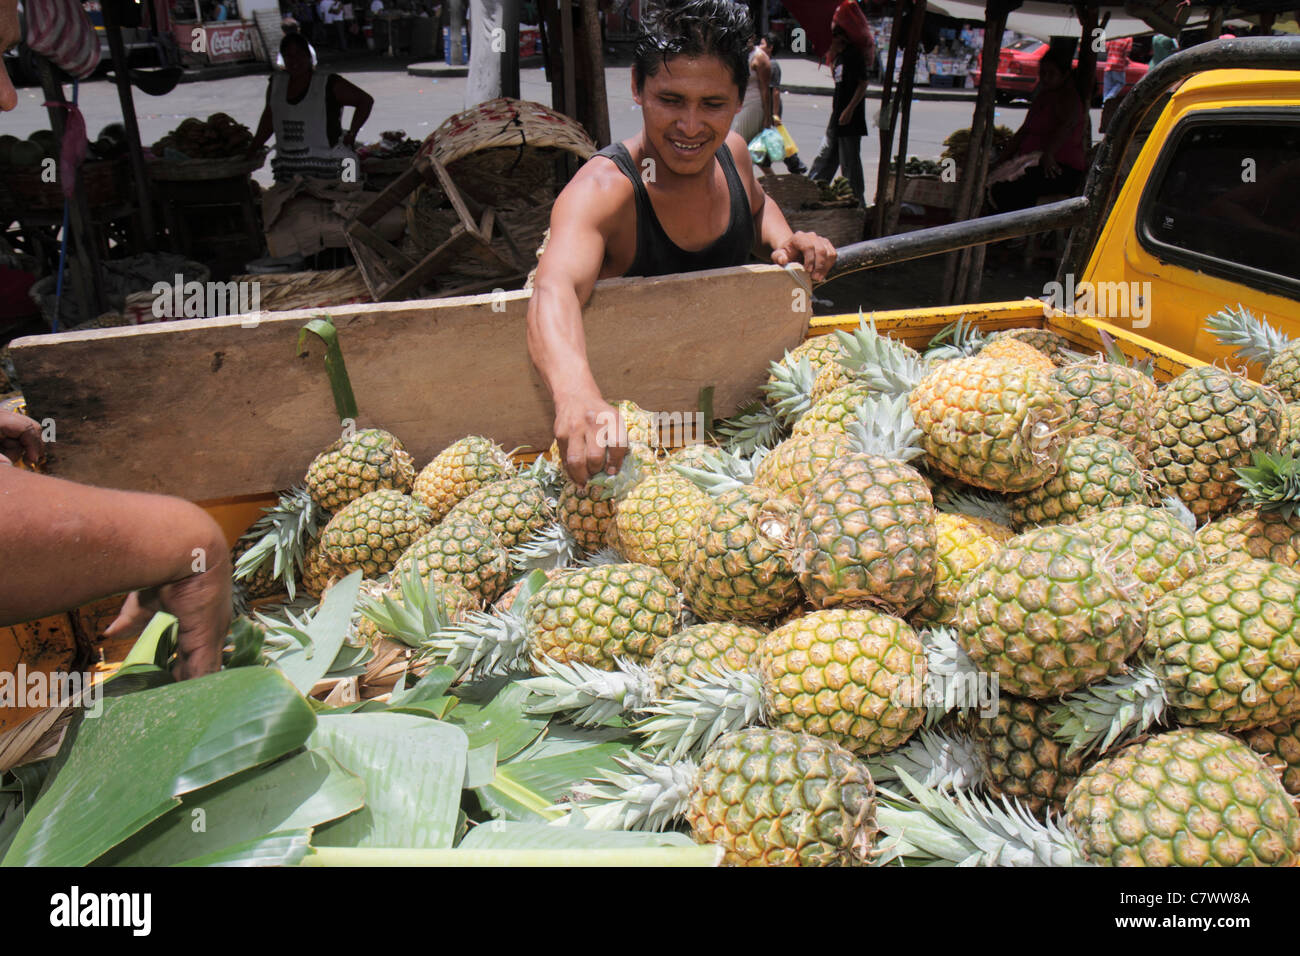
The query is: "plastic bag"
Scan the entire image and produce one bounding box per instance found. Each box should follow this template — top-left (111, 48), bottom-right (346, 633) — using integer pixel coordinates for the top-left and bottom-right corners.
top-left (748, 128), bottom-right (786, 165)
top-left (775, 120), bottom-right (798, 159)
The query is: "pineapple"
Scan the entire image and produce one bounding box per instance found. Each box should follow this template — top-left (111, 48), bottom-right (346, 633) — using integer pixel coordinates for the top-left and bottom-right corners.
top-left (414, 435), bottom-right (514, 522)
top-left (391, 513), bottom-right (510, 604)
top-left (987, 328), bottom-right (1072, 365)
top-left (232, 485), bottom-right (327, 600)
top-left (638, 606), bottom-right (928, 759)
top-left (912, 509), bottom-right (1013, 627)
top-left (231, 536), bottom-right (280, 600)
top-left (576, 728), bottom-right (879, 866)
top-left (445, 475), bottom-right (553, 550)
top-left (794, 396), bottom-right (937, 615)
top-left (609, 460), bottom-right (710, 586)
top-left (1054, 559), bottom-right (1300, 755)
top-left (1196, 449), bottom-right (1300, 567)
top-left (1072, 502), bottom-right (1207, 605)
top-left (525, 563), bottom-right (682, 670)
top-left (1050, 357), bottom-right (1157, 465)
top-left (305, 428), bottom-right (415, 512)
top-left (681, 485), bottom-right (800, 624)
top-left (790, 382), bottom-right (875, 438)
top-left (557, 473), bottom-right (619, 553)
top-left (1149, 365), bottom-right (1286, 522)
top-left (880, 728), bottom-right (1300, 866)
top-left (317, 489), bottom-right (432, 579)
top-left (1244, 719), bottom-right (1300, 796)
top-left (968, 696), bottom-right (1085, 817)
top-left (752, 431), bottom-right (851, 505)
top-left (955, 525), bottom-right (1147, 699)
top-left (1281, 404), bottom-right (1300, 453)
top-left (1005, 434), bottom-right (1151, 530)
top-left (1206, 304), bottom-right (1300, 404)
top-left (300, 538), bottom-right (337, 597)
top-left (356, 566), bottom-right (478, 652)
top-left (976, 336), bottom-right (1057, 374)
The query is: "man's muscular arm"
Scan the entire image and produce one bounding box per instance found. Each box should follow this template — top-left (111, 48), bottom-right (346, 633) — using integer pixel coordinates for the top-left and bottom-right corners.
top-left (526, 167), bottom-right (633, 485)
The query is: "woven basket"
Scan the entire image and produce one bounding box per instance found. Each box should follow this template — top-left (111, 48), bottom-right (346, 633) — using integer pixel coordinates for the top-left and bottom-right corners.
top-left (146, 153), bottom-right (266, 182)
top-left (0, 159), bottom-right (127, 212)
top-left (760, 172), bottom-right (822, 214)
top-left (405, 98), bottom-right (596, 283)
top-left (786, 207), bottom-right (864, 248)
top-left (229, 266), bottom-right (372, 312)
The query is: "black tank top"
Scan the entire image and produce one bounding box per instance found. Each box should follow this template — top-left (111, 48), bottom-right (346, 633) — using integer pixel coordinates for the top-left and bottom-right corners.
top-left (595, 142), bottom-right (756, 278)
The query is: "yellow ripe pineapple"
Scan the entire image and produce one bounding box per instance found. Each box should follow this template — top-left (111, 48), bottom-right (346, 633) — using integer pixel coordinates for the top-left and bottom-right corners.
top-left (913, 509), bottom-right (1013, 628)
top-left (977, 336), bottom-right (1057, 374)
top-left (752, 431), bottom-right (851, 505)
top-left (609, 461), bottom-right (710, 586)
top-left (317, 489), bottom-right (433, 580)
top-left (790, 382), bottom-right (874, 438)
top-left (414, 436), bottom-right (515, 522)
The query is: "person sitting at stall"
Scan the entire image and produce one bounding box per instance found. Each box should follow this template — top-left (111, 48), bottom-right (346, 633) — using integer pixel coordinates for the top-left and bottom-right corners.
top-left (249, 31), bottom-right (374, 182)
top-left (987, 49), bottom-right (1087, 212)
top-left (527, 0), bottom-right (836, 486)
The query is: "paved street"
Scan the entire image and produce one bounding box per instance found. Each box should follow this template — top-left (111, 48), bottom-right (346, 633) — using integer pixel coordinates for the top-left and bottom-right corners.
top-left (3, 55), bottom-right (1098, 195)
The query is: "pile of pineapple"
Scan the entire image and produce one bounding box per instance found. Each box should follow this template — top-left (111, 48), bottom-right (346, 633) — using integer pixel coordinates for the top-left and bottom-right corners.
top-left (233, 305), bottom-right (1300, 867)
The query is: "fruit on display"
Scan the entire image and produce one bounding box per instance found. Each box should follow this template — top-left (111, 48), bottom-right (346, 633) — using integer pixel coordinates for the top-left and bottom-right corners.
top-left (976, 336), bottom-right (1057, 374)
top-left (150, 112), bottom-right (254, 159)
top-left (1005, 434), bottom-right (1151, 530)
top-left (968, 696), bottom-right (1086, 817)
top-left (752, 431), bottom-right (851, 504)
top-left (608, 462), bottom-right (710, 586)
top-left (445, 474), bottom-right (553, 550)
top-left (912, 505), bottom-right (1013, 627)
top-left (790, 382), bottom-right (873, 437)
top-left (390, 512), bottom-right (510, 604)
top-left (414, 435), bottom-right (515, 522)
top-left (305, 428), bottom-right (415, 512)
top-left (1206, 304), bottom-right (1300, 404)
top-left (1245, 719), bottom-right (1300, 796)
top-left (1050, 355), bottom-right (1157, 464)
top-left (317, 489), bottom-right (433, 579)
top-left (1071, 503), bottom-right (1207, 604)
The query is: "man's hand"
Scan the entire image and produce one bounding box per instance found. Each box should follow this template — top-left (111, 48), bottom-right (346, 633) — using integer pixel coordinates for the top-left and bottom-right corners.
top-left (554, 393), bottom-right (627, 486)
top-left (771, 231), bottom-right (837, 282)
top-left (839, 107), bottom-right (854, 126)
top-left (0, 410), bottom-right (44, 466)
top-left (103, 533), bottom-right (232, 681)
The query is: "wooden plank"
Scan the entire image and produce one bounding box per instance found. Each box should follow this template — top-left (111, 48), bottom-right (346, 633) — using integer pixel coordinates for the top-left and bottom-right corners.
top-left (383, 226), bottom-right (474, 300)
top-left (8, 264), bottom-right (810, 502)
top-left (346, 219), bottom-right (416, 273)
top-left (355, 158), bottom-right (429, 226)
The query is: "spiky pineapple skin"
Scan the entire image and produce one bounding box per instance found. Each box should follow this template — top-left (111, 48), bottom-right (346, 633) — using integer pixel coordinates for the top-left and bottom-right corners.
top-left (970, 696), bottom-right (1085, 817)
top-left (791, 382), bottom-right (873, 437)
top-left (557, 476), bottom-right (619, 553)
top-left (1150, 366), bottom-right (1285, 522)
top-left (686, 728), bottom-right (878, 866)
top-left (1073, 504), bottom-right (1207, 605)
top-left (809, 361), bottom-right (855, 401)
top-left (391, 513), bottom-right (510, 604)
top-left (1144, 559), bottom-right (1300, 733)
top-left (1280, 404), bottom-right (1300, 453)
top-left (796, 453), bottom-right (937, 616)
top-left (1050, 360), bottom-right (1158, 465)
top-left (1262, 341), bottom-right (1300, 405)
top-left (1244, 719), bottom-right (1300, 796)
top-left (300, 538), bottom-right (335, 597)
top-left (988, 328), bottom-right (1071, 365)
top-left (649, 622), bottom-right (765, 692)
top-left (1064, 728), bottom-right (1300, 867)
top-left (1006, 435), bottom-right (1150, 530)
top-left (446, 475), bottom-right (553, 550)
top-left (977, 337), bottom-right (1057, 374)
top-left (753, 432), bottom-right (851, 505)
top-left (305, 428), bottom-right (415, 512)
top-left (777, 335), bottom-right (845, 382)
top-left (756, 607), bottom-right (926, 756)
top-left (955, 525), bottom-right (1147, 699)
top-left (525, 563), bottom-right (681, 669)
top-left (683, 486), bottom-right (800, 624)
top-left (1196, 507), bottom-right (1300, 568)
top-left (318, 489), bottom-right (432, 579)
top-left (611, 471), bottom-right (710, 586)
top-left (909, 357), bottom-right (1070, 494)
top-left (911, 512), bottom-right (1012, 627)
top-left (413, 436), bottom-right (514, 522)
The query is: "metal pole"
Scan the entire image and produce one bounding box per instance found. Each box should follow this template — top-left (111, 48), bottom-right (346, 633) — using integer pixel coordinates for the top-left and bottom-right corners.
top-left (870, 0), bottom-right (906, 237)
top-left (502, 0), bottom-right (521, 98)
top-left (884, 0), bottom-right (926, 236)
top-left (101, 0), bottom-right (159, 250)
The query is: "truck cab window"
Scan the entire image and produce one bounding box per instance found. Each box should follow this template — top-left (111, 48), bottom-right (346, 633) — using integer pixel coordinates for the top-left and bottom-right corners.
top-left (1140, 115), bottom-right (1300, 293)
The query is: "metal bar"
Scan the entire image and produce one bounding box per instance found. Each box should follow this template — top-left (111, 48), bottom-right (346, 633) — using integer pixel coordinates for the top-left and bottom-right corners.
top-left (101, 0), bottom-right (159, 250)
top-left (1058, 35), bottom-right (1300, 285)
top-left (884, 0), bottom-right (927, 236)
top-left (827, 196), bottom-right (1088, 280)
top-left (870, 0), bottom-right (906, 237)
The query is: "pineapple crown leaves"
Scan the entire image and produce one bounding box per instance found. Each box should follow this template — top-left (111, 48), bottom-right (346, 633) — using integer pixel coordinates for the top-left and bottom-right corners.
top-left (634, 666), bottom-right (765, 763)
top-left (919, 626), bottom-right (984, 725)
top-left (510, 522), bottom-right (581, 571)
top-left (1234, 448), bottom-right (1300, 517)
top-left (864, 727), bottom-right (985, 793)
top-left (1097, 329), bottom-right (1155, 378)
top-left (1205, 303), bottom-right (1291, 365)
top-left (577, 547), bottom-right (624, 568)
top-left (519, 656), bottom-right (657, 726)
top-left (252, 601), bottom-right (319, 655)
top-left (761, 353), bottom-right (817, 425)
top-left (583, 450), bottom-right (648, 503)
top-left (715, 401), bottom-right (787, 456)
top-left (569, 750), bottom-right (697, 832)
top-left (358, 565), bottom-right (461, 650)
top-left (843, 393), bottom-right (924, 462)
top-left (1160, 495), bottom-right (1198, 533)
top-left (935, 489), bottom-right (1012, 527)
top-left (834, 315), bottom-right (926, 397)
top-left (233, 486), bottom-right (326, 600)
top-left (522, 455), bottom-right (564, 498)
top-left (875, 768), bottom-right (1090, 867)
top-left (1049, 663), bottom-right (1167, 759)
top-left (423, 569), bottom-right (549, 678)
top-left (671, 447), bottom-right (767, 497)
top-left (924, 316), bottom-right (987, 361)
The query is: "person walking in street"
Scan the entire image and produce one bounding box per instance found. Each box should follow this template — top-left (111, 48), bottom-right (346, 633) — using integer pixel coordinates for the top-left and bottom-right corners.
top-left (1150, 32), bottom-right (1178, 66)
top-left (1103, 34), bottom-right (1132, 103)
top-left (731, 29), bottom-right (773, 145)
top-left (809, 20), bottom-right (872, 206)
top-left (759, 32), bottom-right (806, 174)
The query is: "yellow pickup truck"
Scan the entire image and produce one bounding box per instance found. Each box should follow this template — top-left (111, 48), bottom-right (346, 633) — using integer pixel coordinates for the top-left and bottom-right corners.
top-left (1, 38), bottom-right (1297, 760)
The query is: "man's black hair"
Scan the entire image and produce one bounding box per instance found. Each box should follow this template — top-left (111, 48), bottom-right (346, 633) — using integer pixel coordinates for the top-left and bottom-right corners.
top-left (764, 32), bottom-right (781, 52)
top-left (281, 31), bottom-right (311, 56)
top-left (633, 0), bottom-right (754, 96)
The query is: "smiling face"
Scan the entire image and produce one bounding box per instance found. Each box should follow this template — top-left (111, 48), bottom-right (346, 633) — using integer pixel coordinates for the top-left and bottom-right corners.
top-left (632, 54), bottom-right (743, 177)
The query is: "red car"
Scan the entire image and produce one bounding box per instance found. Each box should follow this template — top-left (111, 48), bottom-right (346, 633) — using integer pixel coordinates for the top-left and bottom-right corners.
top-left (973, 36), bottom-right (1149, 104)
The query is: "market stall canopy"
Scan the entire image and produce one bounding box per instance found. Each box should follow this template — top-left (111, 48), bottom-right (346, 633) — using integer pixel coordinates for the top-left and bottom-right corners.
top-left (923, 0), bottom-right (1201, 38)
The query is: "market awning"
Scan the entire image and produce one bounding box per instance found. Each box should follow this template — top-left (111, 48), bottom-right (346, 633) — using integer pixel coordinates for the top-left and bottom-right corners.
top-left (924, 0), bottom-right (1207, 38)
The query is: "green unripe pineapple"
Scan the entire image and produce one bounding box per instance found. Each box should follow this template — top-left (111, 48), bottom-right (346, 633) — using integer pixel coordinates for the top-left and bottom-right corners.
top-left (305, 428), bottom-right (415, 512)
top-left (318, 489), bottom-right (432, 579)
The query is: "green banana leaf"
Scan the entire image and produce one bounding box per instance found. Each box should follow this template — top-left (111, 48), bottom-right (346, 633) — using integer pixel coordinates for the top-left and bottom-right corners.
top-left (301, 844), bottom-right (720, 866)
top-left (272, 572), bottom-right (361, 694)
top-left (177, 829), bottom-right (313, 867)
top-left (308, 713), bottom-right (467, 850)
top-left (459, 820), bottom-right (697, 850)
top-left (446, 682), bottom-right (547, 760)
top-left (389, 665), bottom-right (457, 707)
top-left (94, 749), bottom-right (364, 866)
top-left (473, 736), bottom-right (628, 823)
top-left (1, 667), bottom-right (315, 867)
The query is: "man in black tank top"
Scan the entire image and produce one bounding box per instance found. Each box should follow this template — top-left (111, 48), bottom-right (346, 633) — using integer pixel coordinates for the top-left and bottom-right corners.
top-left (527, 0), bottom-right (838, 485)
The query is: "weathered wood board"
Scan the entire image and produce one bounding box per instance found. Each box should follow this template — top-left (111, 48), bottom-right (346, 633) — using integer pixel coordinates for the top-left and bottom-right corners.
top-left (9, 264), bottom-right (809, 501)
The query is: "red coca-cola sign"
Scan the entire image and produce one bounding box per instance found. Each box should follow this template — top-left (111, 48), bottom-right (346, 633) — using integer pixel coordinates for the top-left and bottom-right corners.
top-left (172, 22), bottom-right (258, 64)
